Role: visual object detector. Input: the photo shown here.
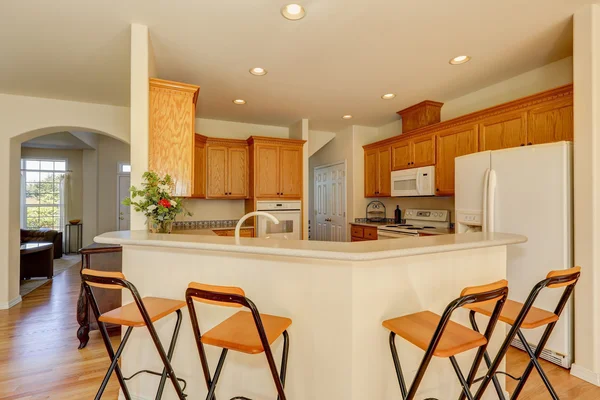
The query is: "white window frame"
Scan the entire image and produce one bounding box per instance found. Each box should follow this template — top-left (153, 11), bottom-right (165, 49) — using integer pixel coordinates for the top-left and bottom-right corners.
top-left (21, 158), bottom-right (68, 231)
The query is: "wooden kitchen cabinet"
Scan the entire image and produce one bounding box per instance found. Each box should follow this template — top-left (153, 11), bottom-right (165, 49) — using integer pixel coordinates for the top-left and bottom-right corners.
top-left (435, 124), bottom-right (478, 196)
top-left (192, 135), bottom-right (207, 198)
top-left (248, 137), bottom-right (306, 199)
top-left (213, 228), bottom-right (254, 237)
top-left (350, 224), bottom-right (378, 241)
top-left (364, 145), bottom-right (391, 197)
top-left (206, 138), bottom-right (249, 199)
top-left (391, 134), bottom-right (435, 170)
top-left (527, 96), bottom-right (573, 145)
top-left (149, 78), bottom-right (200, 197)
top-left (479, 111), bottom-right (527, 151)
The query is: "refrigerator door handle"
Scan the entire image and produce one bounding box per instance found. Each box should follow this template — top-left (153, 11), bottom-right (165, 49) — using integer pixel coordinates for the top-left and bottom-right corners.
top-left (482, 169), bottom-right (490, 233)
top-left (487, 169), bottom-right (497, 232)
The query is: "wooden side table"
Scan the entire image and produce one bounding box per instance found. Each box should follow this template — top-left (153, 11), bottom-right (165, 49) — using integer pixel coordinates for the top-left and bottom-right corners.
top-left (76, 242), bottom-right (122, 349)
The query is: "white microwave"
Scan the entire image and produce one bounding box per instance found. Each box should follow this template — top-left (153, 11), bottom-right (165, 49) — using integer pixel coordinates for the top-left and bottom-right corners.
top-left (391, 166), bottom-right (435, 197)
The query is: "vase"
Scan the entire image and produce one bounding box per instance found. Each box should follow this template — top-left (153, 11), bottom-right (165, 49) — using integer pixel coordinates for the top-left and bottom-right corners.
top-left (148, 219), bottom-right (173, 234)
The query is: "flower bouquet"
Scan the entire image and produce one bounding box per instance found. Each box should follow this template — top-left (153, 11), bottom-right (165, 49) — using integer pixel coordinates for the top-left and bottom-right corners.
top-left (122, 171), bottom-right (191, 233)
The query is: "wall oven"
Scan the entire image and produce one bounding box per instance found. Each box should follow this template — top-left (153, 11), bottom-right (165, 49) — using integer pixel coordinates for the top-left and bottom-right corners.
top-left (390, 166), bottom-right (435, 197)
top-left (256, 201), bottom-right (301, 240)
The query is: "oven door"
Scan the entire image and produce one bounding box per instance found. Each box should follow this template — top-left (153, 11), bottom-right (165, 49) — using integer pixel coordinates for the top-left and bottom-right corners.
top-left (257, 210), bottom-right (301, 240)
top-left (377, 230), bottom-right (418, 240)
top-left (391, 166), bottom-right (435, 197)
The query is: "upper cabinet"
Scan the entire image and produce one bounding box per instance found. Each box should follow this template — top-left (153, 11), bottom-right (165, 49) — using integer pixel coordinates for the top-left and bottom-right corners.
top-left (149, 78), bottom-right (200, 197)
top-left (248, 137), bottom-right (306, 199)
top-left (527, 96), bottom-right (574, 145)
top-left (391, 134), bottom-right (436, 170)
top-left (192, 135), bottom-right (207, 198)
top-left (206, 138), bottom-right (249, 199)
top-left (364, 145), bottom-right (391, 197)
top-left (436, 125), bottom-right (478, 196)
top-left (363, 84), bottom-right (574, 198)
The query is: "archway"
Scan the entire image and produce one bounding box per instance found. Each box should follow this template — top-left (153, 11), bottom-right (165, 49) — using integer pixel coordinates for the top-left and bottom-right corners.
top-left (1, 126), bottom-right (130, 309)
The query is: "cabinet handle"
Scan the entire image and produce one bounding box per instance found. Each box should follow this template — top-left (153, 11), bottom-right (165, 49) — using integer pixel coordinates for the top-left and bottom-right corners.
top-left (436, 188), bottom-right (439, 192)
top-left (520, 144), bottom-right (524, 146)
top-left (407, 162), bottom-right (410, 165)
top-left (528, 142), bottom-right (532, 146)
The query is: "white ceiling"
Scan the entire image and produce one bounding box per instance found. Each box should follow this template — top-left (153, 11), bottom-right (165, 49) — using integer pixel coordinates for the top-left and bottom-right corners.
top-left (22, 132), bottom-right (95, 150)
top-left (0, 0), bottom-right (588, 131)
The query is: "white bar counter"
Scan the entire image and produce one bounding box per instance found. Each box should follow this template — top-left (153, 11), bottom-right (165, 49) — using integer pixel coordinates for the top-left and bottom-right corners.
top-left (95, 231), bottom-right (526, 400)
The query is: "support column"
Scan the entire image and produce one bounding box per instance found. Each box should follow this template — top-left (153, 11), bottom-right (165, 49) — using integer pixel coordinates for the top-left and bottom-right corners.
top-left (572, 3), bottom-right (600, 385)
top-left (129, 23), bottom-right (155, 230)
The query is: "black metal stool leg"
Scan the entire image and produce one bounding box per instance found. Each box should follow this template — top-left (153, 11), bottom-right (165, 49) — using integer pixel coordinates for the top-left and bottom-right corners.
top-left (205, 349), bottom-right (228, 400)
top-left (465, 311), bottom-right (505, 400)
top-left (511, 329), bottom-right (559, 400)
top-left (388, 332), bottom-right (408, 398)
top-left (155, 309), bottom-right (184, 400)
top-left (95, 325), bottom-right (133, 400)
top-left (276, 331), bottom-right (290, 400)
top-left (450, 356), bottom-right (475, 400)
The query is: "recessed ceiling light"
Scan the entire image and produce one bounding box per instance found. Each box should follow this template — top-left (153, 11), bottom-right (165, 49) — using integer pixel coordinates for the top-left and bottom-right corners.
top-left (381, 93), bottom-right (396, 100)
top-left (249, 67), bottom-right (267, 76)
top-left (233, 99), bottom-right (246, 105)
top-left (449, 55), bottom-right (471, 65)
top-left (342, 115), bottom-right (353, 120)
top-left (281, 4), bottom-right (306, 20)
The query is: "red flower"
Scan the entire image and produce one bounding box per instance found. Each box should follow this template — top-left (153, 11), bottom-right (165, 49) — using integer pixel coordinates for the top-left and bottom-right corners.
top-left (159, 198), bottom-right (171, 208)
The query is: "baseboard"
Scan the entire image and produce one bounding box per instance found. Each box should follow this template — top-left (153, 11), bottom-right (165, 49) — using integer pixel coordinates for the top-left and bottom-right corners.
top-left (571, 363), bottom-right (600, 386)
top-left (0, 295), bottom-right (22, 309)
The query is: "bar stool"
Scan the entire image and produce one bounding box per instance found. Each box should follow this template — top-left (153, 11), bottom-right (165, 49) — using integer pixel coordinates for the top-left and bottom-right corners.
top-left (383, 279), bottom-right (508, 400)
top-left (462, 266), bottom-right (581, 400)
top-left (81, 269), bottom-right (187, 400)
top-left (185, 282), bottom-right (292, 400)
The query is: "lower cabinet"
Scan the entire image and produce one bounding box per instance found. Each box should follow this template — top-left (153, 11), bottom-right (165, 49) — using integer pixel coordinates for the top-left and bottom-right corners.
top-left (213, 228), bottom-right (254, 237)
top-left (350, 224), bottom-right (378, 242)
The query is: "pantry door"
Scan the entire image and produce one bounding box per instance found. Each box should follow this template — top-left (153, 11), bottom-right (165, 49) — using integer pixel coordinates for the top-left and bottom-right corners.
top-left (314, 162), bottom-right (346, 242)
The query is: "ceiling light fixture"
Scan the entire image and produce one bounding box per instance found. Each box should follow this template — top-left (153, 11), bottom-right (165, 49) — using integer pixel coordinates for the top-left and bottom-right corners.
top-left (233, 99), bottom-right (246, 105)
top-left (381, 93), bottom-right (396, 100)
top-left (281, 4), bottom-right (306, 20)
top-left (449, 55), bottom-right (471, 65)
top-left (249, 67), bottom-right (268, 76)
top-left (342, 115), bottom-right (353, 120)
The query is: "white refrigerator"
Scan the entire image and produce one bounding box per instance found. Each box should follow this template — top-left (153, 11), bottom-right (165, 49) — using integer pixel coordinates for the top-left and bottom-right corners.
top-left (455, 141), bottom-right (573, 368)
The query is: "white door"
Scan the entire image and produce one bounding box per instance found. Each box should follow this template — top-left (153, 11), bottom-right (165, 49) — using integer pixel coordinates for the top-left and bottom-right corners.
top-left (314, 163), bottom-right (346, 242)
top-left (117, 174), bottom-right (131, 230)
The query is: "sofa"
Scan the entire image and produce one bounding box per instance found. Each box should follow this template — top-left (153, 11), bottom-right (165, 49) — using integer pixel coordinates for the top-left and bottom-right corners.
top-left (20, 229), bottom-right (63, 259)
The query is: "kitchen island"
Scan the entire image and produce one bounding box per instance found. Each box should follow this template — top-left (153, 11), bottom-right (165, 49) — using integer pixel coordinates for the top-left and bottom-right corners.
top-left (95, 231), bottom-right (526, 400)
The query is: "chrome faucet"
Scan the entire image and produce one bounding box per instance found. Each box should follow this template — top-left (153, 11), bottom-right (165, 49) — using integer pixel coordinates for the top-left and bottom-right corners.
top-left (235, 211), bottom-right (279, 244)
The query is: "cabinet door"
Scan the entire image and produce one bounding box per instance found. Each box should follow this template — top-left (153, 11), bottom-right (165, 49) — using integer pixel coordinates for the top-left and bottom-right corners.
top-left (149, 86), bottom-right (196, 197)
top-left (391, 140), bottom-right (412, 170)
top-left (364, 149), bottom-right (378, 197)
top-left (479, 112), bottom-right (527, 151)
top-left (412, 134), bottom-right (436, 167)
top-left (279, 145), bottom-right (303, 199)
top-left (206, 146), bottom-right (228, 198)
top-left (377, 146), bottom-right (391, 197)
top-left (528, 97), bottom-right (573, 145)
top-left (436, 125), bottom-right (478, 196)
top-left (227, 146), bottom-right (249, 198)
top-left (255, 144), bottom-right (280, 198)
top-left (192, 139), bottom-right (206, 198)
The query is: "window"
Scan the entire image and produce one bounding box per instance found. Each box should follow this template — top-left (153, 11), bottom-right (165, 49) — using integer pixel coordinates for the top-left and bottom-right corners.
top-left (118, 163), bottom-right (131, 173)
top-left (21, 159), bottom-right (66, 231)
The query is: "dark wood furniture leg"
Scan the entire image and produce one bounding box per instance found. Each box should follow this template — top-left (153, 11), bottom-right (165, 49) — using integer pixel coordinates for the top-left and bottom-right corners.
top-left (77, 253), bottom-right (90, 349)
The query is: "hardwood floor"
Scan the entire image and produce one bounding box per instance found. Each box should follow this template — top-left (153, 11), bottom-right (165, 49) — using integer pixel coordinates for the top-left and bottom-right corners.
top-left (1, 262), bottom-right (599, 399)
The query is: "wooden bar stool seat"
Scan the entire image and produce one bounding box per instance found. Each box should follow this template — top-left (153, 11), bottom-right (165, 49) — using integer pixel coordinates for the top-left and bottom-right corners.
top-left (383, 310), bottom-right (488, 358)
top-left (467, 299), bottom-right (558, 329)
top-left (81, 269), bottom-right (187, 400)
top-left (463, 266), bottom-right (582, 400)
top-left (383, 280), bottom-right (509, 400)
top-left (202, 310), bottom-right (292, 354)
top-left (186, 282), bottom-right (291, 400)
top-left (99, 297), bottom-right (186, 327)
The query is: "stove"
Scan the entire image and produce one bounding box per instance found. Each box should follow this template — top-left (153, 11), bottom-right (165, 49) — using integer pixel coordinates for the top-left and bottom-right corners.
top-left (377, 209), bottom-right (450, 238)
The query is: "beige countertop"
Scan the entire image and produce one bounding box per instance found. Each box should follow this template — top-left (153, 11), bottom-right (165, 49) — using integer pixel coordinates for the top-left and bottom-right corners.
top-left (95, 230), bottom-right (525, 262)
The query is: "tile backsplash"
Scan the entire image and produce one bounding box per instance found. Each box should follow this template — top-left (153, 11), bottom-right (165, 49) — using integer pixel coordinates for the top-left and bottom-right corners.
top-left (173, 219), bottom-right (241, 230)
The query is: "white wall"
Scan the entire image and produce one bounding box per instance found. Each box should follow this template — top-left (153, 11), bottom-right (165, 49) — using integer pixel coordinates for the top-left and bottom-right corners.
top-left (442, 56), bottom-right (573, 121)
top-left (97, 135), bottom-right (131, 235)
top-left (289, 119), bottom-right (309, 239)
top-left (571, 4), bottom-right (600, 386)
top-left (308, 130), bottom-right (336, 157)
